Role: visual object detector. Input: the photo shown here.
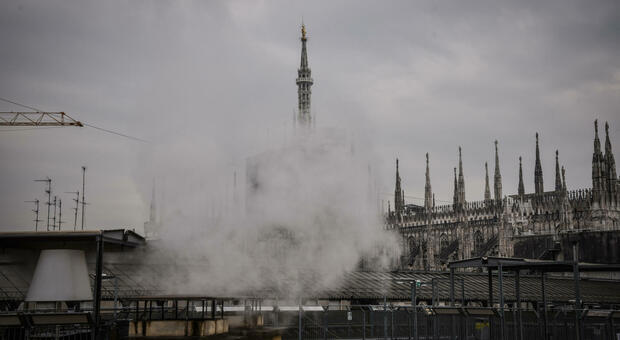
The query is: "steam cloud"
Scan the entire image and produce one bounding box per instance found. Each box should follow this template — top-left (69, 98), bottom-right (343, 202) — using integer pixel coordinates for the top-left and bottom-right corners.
top-left (134, 127), bottom-right (401, 298)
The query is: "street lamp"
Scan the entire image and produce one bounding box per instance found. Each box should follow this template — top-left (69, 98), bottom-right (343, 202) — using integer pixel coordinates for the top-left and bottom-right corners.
top-left (395, 279), bottom-right (429, 340)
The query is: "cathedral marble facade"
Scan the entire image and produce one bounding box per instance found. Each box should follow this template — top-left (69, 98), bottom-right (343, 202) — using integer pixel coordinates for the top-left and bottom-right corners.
top-left (386, 120), bottom-right (620, 270)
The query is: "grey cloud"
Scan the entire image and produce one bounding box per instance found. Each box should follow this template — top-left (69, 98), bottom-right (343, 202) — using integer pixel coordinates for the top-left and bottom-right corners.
top-left (0, 0), bottom-right (618, 229)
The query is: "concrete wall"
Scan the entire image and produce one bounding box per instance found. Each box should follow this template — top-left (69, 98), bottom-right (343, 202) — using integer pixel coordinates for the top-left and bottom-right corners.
top-left (128, 319), bottom-right (228, 337)
top-left (560, 231), bottom-right (620, 263)
top-left (513, 230), bottom-right (620, 263)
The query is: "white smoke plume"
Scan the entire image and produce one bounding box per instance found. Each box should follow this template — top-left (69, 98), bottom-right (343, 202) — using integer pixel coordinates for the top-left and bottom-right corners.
top-left (134, 127), bottom-right (401, 298)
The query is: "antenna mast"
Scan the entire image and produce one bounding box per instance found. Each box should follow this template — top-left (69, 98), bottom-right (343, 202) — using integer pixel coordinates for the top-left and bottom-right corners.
top-left (34, 177), bottom-right (52, 231)
top-left (81, 166), bottom-right (87, 230)
top-left (65, 191), bottom-right (79, 231)
top-left (52, 196), bottom-right (57, 230)
top-left (25, 199), bottom-right (41, 231)
top-left (57, 198), bottom-right (63, 231)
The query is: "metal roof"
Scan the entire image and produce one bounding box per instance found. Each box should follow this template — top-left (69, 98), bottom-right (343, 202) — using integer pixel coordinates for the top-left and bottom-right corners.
top-left (0, 229), bottom-right (145, 250)
top-left (94, 268), bottom-right (620, 305)
top-left (4, 264), bottom-right (619, 305)
top-left (449, 256), bottom-right (620, 272)
top-left (0, 252), bottom-right (618, 305)
top-left (330, 271), bottom-right (620, 305)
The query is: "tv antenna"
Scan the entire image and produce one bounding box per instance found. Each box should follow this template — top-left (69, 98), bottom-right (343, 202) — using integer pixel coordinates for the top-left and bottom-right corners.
top-left (25, 199), bottom-right (41, 231)
top-left (65, 191), bottom-right (79, 230)
top-left (80, 166), bottom-right (89, 230)
top-left (57, 198), bottom-right (63, 231)
top-left (34, 177), bottom-right (52, 231)
top-left (52, 196), bottom-right (57, 230)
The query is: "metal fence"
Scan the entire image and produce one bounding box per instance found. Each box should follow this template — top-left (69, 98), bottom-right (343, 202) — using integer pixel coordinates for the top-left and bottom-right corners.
top-left (0, 320), bottom-right (127, 340)
top-left (0, 323), bottom-right (117, 340)
top-left (0, 300), bottom-right (223, 340)
top-left (1, 304), bottom-right (619, 339)
top-left (263, 306), bottom-right (620, 340)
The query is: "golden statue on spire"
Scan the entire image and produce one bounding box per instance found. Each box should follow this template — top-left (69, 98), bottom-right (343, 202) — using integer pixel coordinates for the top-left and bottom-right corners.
top-left (301, 23), bottom-right (307, 39)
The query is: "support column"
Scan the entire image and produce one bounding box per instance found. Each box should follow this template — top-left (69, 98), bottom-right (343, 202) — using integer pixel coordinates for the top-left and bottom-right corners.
top-left (541, 272), bottom-right (548, 340)
top-left (412, 282), bottom-right (418, 340)
top-left (573, 243), bottom-right (583, 340)
top-left (383, 296), bottom-right (388, 340)
top-left (323, 306), bottom-right (328, 340)
top-left (515, 270), bottom-right (523, 340)
top-left (499, 264), bottom-right (505, 340)
top-left (450, 268), bottom-right (456, 340)
top-left (432, 279), bottom-right (438, 340)
top-left (93, 233), bottom-right (104, 340)
top-left (461, 279), bottom-right (466, 340)
top-left (488, 269), bottom-right (493, 307)
top-left (362, 307), bottom-right (366, 340)
top-left (201, 300), bottom-right (205, 320)
top-left (298, 297), bottom-right (303, 340)
top-left (488, 268), bottom-right (494, 339)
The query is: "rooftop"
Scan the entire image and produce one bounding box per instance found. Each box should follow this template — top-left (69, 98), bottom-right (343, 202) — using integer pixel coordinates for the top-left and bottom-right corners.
top-left (0, 229), bottom-right (145, 250)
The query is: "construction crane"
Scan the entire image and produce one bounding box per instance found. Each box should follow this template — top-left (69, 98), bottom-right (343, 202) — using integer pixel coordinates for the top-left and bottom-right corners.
top-left (1, 97), bottom-right (147, 141)
top-left (0, 111), bottom-right (82, 127)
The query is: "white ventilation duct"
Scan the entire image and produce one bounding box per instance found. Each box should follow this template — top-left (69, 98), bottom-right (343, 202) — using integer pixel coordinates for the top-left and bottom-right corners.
top-left (26, 249), bottom-right (92, 302)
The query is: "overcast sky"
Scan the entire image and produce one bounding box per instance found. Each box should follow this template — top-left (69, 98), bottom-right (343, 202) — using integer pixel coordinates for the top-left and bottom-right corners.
top-left (0, 0), bottom-right (619, 232)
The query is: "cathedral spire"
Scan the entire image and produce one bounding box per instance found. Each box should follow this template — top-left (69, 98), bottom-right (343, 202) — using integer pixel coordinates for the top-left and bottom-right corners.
top-left (394, 158), bottom-right (403, 215)
top-left (605, 122), bottom-right (613, 156)
top-left (453, 167), bottom-right (458, 207)
top-left (494, 140), bottom-right (502, 200)
top-left (555, 150), bottom-right (562, 192)
top-left (594, 120), bottom-right (601, 154)
top-left (458, 147), bottom-right (466, 205)
top-left (592, 120), bottom-right (605, 201)
top-left (562, 166), bottom-right (567, 191)
top-left (300, 23), bottom-right (308, 67)
top-left (518, 156), bottom-right (525, 197)
top-left (534, 133), bottom-right (544, 194)
top-left (424, 153), bottom-right (433, 211)
top-left (296, 23), bottom-right (313, 128)
top-left (604, 122), bottom-right (617, 198)
top-left (484, 162), bottom-right (491, 201)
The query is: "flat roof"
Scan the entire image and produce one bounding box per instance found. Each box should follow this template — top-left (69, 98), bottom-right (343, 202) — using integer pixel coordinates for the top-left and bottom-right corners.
top-left (0, 262), bottom-right (619, 304)
top-left (448, 256), bottom-right (620, 272)
top-left (0, 229), bottom-right (145, 250)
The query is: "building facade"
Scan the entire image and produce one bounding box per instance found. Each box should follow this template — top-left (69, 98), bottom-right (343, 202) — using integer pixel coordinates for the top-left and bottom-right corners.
top-left (386, 121), bottom-right (620, 270)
